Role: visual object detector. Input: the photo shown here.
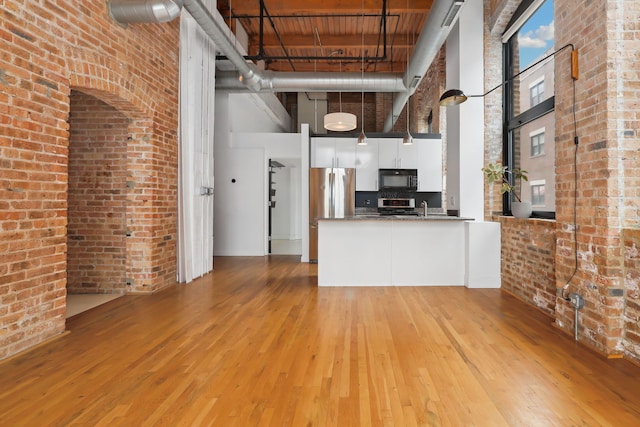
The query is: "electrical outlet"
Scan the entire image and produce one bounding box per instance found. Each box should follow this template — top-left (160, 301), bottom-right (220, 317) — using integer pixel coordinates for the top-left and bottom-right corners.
top-left (568, 292), bottom-right (584, 309)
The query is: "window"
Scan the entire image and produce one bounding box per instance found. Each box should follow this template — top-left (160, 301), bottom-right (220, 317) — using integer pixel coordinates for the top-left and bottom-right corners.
top-left (530, 180), bottom-right (546, 206)
top-left (530, 129), bottom-right (545, 156)
top-left (530, 80), bottom-right (544, 106)
top-left (503, 0), bottom-right (555, 217)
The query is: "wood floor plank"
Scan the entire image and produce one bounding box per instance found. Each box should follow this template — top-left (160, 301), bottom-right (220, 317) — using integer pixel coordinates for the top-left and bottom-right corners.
top-left (0, 256), bottom-right (639, 426)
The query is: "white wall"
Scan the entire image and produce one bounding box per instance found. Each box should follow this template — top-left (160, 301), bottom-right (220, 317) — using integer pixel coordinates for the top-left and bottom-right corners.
top-left (228, 93), bottom-right (290, 133)
top-left (214, 91), bottom-right (304, 256)
top-left (445, 0), bottom-right (485, 221)
top-left (446, 27), bottom-right (461, 213)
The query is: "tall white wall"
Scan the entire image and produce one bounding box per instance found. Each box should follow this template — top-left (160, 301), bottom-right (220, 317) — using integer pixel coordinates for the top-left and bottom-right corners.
top-left (214, 91), bottom-right (303, 256)
top-left (446, 26), bottom-right (461, 214)
top-left (445, 0), bottom-right (485, 221)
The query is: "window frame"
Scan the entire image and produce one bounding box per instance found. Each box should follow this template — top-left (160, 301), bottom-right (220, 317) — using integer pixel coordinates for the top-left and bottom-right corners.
top-left (529, 79), bottom-right (545, 107)
top-left (502, 0), bottom-right (556, 220)
top-left (530, 129), bottom-right (545, 157)
top-left (530, 180), bottom-right (546, 206)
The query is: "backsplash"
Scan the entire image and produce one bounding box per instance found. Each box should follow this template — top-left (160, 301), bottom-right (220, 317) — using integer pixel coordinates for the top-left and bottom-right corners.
top-left (355, 191), bottom-right (443, 208)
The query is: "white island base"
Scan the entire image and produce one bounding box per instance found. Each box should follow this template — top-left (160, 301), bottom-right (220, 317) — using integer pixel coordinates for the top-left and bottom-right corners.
top-left (317, 217), bottom-right (500, 288)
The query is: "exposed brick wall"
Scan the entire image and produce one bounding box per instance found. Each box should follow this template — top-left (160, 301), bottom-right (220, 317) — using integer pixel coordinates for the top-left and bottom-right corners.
top-left (414, 46), bottom-right (446, 134)
top-left (327, 91), bottom-right (422, 135)
top-left (483, 0), bottom-right (518, 216)
top-left (326, 92), bottom-right (376, 134)
top-left (618, 0), bottom-right (640, 361)
top-left (553, 0), bottom-right (637, 356)
top-left (0, 1), bottom-right (179, 360)
top-left (497, 217), bottom-right (557, 315)
top-left (623, 229), bottom-right (640, 364)
top-left (67, 91), bottom-right (127, 294)
top-left (483, 0), bottom-right (640, 361)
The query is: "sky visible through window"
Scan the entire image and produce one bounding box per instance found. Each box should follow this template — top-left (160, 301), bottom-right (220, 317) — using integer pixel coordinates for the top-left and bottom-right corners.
top-left (518, 0), bottom-right (554, 69)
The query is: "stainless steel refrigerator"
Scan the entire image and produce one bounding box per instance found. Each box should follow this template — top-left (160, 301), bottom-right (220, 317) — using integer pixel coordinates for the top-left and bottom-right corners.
top-left (309, 167), bottom-right (355, 262)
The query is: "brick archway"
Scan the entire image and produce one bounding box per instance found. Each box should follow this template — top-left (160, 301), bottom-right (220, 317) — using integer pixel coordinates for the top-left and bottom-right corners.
top-left (65, 48), bottom-right (176, 294)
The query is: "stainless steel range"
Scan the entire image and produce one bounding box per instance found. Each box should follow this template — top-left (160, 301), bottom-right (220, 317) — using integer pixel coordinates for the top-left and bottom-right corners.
top-left (377, 197), bottom-right (418, 215)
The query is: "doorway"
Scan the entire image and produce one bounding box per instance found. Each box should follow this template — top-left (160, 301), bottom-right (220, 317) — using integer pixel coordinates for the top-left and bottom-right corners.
top-left (268, 158), bottom-right (302, 255)
top-left (66, 90), bottom-right (127, 314)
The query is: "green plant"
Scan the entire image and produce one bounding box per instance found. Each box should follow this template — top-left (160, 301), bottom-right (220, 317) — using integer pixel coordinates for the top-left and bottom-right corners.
top-left (481, 162), bottom-right (528, 202)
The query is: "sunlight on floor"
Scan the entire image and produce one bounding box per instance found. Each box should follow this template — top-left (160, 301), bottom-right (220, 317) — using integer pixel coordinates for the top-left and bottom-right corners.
top-left (66, 294), bottom-right (123, 318)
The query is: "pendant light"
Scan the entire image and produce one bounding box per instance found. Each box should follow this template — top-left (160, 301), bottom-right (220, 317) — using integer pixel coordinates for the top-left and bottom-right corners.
top-left (357, 0), bottom-right (367, 146)
top-left (324, 58), bottom-right (357, 132)
top-left (402, 2), bottom-right (413, 145)
top-left (402, 100), bottom-right (413, 145)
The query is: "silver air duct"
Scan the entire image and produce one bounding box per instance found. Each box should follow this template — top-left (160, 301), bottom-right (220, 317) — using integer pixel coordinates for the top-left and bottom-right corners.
top-left (215, 71), bottom-right (405, 93)
top-left (182, 0), bottom-right (264, 91)
top-left (383, 0), bottom-right (464, 132)
top-left (107, 0), bottom-right (462, 125)
top-left (108, 0), bottom-right (183, 26)
top-left (181, 0), bottom-right (405, 93)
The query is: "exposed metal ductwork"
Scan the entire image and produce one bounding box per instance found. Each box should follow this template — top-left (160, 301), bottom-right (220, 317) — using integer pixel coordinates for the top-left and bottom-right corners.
top-left (182, 0), bottom-right (265, 91)
top-left (382, 0), bottom-right (465, 132)
top-left (214, 71), bottom-right (405, 93)
top-left (180, 0), bottom-right (405, 94)
top-left (108, 0), bottom-right (464, 131)
top-left (188, 0), bottom-right (463, 131)
top-left (108, 0), bottom-right (183, 26)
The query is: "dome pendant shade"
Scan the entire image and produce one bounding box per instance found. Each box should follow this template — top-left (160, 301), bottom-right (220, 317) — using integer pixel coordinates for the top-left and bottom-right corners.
top-left (439, 89), bottom-right (468, 106)
top-left (324, 112), bottom-right (357, 132)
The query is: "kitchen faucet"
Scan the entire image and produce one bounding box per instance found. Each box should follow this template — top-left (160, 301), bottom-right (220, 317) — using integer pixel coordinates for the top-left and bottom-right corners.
top-left (421, 201), bottom-right (428, 216)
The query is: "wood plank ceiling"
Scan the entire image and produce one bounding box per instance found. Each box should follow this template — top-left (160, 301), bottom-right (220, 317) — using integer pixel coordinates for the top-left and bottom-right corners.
top-left (216, 0), bottom-right (434, 73)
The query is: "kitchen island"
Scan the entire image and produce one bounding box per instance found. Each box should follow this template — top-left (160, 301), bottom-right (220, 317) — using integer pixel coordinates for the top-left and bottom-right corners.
top-left (317, 215), bottom-right (500, 288)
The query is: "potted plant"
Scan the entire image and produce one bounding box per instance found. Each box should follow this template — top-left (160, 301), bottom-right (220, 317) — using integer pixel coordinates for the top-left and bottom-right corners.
top-left (481, 162), bottom-right (531, 218)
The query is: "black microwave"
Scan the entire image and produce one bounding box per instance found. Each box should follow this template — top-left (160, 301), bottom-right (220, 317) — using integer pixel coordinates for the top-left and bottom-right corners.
top-left (378, 169), bottom-right (418, 191)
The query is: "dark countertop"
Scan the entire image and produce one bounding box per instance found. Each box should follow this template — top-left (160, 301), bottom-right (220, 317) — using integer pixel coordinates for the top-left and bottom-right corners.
top-left (319, 214), bottom-right (473, 221)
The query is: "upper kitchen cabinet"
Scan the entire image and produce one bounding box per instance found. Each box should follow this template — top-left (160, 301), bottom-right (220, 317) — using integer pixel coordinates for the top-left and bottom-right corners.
top-left (355, 138), bottom-right (379, 191)
top-left (377, 138), bottom-right (419, 169)
top-left (416, 138), bottom-right (443, 191)
top-left (311, 137), bottom-right (356, 168)
top-left (311, 135), bottom-right (443, 192)
top-left (334, 138), bottom-right (357, 168)
top-left (377, 137), bottom-right (442, 191)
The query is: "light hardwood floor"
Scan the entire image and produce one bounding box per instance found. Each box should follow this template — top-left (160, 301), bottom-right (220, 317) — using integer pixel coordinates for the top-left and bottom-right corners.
top-left (1, 256), bottom-right (639, 426)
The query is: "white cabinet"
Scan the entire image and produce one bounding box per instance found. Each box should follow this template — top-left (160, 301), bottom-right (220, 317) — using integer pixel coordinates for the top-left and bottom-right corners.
top-left (416, 138), bottom-right (443, 191)
top-left (311, 137), bottom-right (356, 168)
top-left (355, 138), bottom-right (379, 191)
top-left (311, 138), bottom-right (336, 168)
top-left (377, 139), bottom-right (398, 168)
top-left (334, 138), bottom-right (356, 168)
top-left (377, 138), bottom-right (418, 169)
top-left (312, 136), bottom-right (443, 193)
top-left (397, 141), bottom-right (419, 169)
top-left (318, 218), bottom-right (468, 286)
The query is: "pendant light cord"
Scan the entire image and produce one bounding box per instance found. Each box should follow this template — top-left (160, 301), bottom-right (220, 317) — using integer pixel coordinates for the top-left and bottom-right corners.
top-left (338, 59), bottom-right (343, 112)
top-left (406, 0), bottom-right (409, 132)
top-left (361, 0), bottom-right (365, 130)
